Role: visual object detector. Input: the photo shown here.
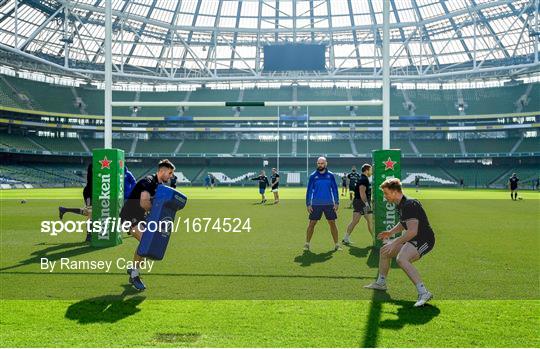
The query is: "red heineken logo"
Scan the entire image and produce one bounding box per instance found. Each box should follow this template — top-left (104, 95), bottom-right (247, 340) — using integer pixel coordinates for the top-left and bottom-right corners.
top-left (99, 156), bottom-right (112, 169)
top-left (119, 160), bottom-right (124, 169)
top-left (383, 157), bottom-right (397, 170)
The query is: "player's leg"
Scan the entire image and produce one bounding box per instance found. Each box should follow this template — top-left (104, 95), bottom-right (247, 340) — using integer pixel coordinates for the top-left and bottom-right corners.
top-left (396, 242), bottom-right (433, 306)
top-left (364, 212), bottom-right (374, 239)
top-left (304, 219), bottom-right (318, 251)
top-left (259, 188), bottom-right (266, 203)
top-left (322, 206), bottom-right (340, 250)
top-left (58, 207), bottom-right (86, 220)
top-left (62, 188), bottom-right (92, 220)
top-left (80, 205), bottom-right (92, 242)
top-left (343, 212), bottom-right (361, 245)
top-left (84, 197), bottom-right (92, 240)
top-left (273, 190), bottom-right (279, 204)
top-left (126, 222), bottom-right (146, 290)
top-left (327, 219), bottom-right (340, 249)
top-left (395, 242), bottom-right (421, 283)
top-left (364, 241), bottom-right (402, 290)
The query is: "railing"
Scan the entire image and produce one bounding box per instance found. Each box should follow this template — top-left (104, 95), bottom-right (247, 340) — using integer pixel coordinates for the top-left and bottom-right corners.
top-left (0, 147), bottom-right (538, 158)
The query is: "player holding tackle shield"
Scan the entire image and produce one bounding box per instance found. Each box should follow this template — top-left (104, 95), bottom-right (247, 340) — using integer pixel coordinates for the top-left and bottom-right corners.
top-left (120, 159), bottom-right (186, 291)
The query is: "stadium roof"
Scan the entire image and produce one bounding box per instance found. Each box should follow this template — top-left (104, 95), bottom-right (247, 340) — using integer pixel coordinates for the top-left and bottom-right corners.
top-left (0, 0), bottom-right (538, 84)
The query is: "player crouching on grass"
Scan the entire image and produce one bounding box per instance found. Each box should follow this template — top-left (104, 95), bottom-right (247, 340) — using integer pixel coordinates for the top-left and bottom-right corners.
top-left (304, 157), bottom-right (341, 252)
top-left (364, 178), bottom-right (435, 307)
top-left (342, 163), bottom-right (373, 245)
top-left (120, 159), bottom-right (175, 291)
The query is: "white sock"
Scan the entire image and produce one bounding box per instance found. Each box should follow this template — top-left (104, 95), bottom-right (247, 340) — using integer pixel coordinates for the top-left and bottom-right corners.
top-left (305, 241), bottom-right (310, 246)
top-left (416, 282), bottom-right (427, 294)
top-left (344, 233), bottom-right (350, 240)
top-left (376, 274), bottom-right (386, 285)
top-left (130, 268), bottom-right (139, 277)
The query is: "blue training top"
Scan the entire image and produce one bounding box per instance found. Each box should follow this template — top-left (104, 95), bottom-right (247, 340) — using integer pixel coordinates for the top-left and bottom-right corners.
top-left (124, 167), bottom-right (137, 199)
top-left (305, 169), bottom-right (339, 206)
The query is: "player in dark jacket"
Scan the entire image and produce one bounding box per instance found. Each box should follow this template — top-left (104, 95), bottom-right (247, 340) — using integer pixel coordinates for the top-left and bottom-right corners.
top-left (509, 173), bottom-right (519, 200)
top-left (251, 170), bottom-right (270, 203)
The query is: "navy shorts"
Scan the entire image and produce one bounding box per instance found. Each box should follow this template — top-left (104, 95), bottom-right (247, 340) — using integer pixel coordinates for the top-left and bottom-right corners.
top-left (353, 199), bottom-right (373, 215)
top-left (309, 205), bottom-right (337, 221)
top-left (83, 185), bottom-right (92, 206)
top-left (408, 238), bottom-right (435, 258)
top-left (259, 187), bottom-right (266, 194)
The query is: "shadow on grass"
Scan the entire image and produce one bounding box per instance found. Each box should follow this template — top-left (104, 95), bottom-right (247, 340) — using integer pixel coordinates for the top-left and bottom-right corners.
top-left (347, 245), bottom-right (399, 269)
top-left (293, 250), bottom-right (335, 267)
top-left (362, 291), bottom-right (440, 347)
top-left (0, 241), bottom-right (96, 272)
top-left (65, 284), bottom-right (145, 324)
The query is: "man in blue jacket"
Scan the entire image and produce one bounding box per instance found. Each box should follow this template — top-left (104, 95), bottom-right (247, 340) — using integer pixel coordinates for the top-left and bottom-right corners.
top-left (304, 157), bottom-right (341, 252)
top-left (124, 165), bottom-right (137, 200)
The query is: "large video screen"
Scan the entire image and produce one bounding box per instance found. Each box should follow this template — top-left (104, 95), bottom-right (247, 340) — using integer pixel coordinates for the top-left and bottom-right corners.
top-left (263, 44), bottom-right (326, 71)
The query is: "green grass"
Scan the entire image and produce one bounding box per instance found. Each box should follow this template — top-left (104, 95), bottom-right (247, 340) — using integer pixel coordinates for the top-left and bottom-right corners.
top-left (1, 187), bottom-right (539, 347)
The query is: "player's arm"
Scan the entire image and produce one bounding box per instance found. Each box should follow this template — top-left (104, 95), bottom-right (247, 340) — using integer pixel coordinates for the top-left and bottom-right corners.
top-left (126, 170), bottom-right (136, 185)
top-left (377, 222), bottom-right (405, 240)
top-left (170, 174), bottom-right (178, 188)
top-left (306, 174), bottom-right (314, 211)
top-left (331, 175), bottom-right (339, 208)
top-left (272, 176), bottom-right (280, 186)
top-left (139, 191), bottom-right (152, 212)
top-left (359, 184), bottom-right (369, 205)
top-left (393, 219), bottom-right (418, 244)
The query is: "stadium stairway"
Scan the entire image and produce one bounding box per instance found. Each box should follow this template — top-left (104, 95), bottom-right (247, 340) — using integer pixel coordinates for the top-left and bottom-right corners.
top-left (191, 167), bottom-right (208, 185)
top-left (210, 171), bottom-right (256, 184)
top-left (409, 139), bottom-right (420, 155)
top-left (439, 167), bottom-right (458, 182)
top-left (25, 164), bottom-right (84, 184)
top-left (489, 168), bottom-right (515, 188)
top-left (510, 137), bottom-right (524, 155)
top-left (26, 138), bottom-right (49, 152)
top-left (402, 167), bottom-right (456, 186)
top-left (79, 138), bottom-right (90, 152)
